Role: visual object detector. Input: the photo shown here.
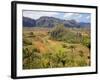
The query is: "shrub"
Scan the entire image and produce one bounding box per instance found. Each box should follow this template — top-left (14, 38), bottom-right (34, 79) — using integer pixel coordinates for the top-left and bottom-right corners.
top-left (50, 24), bottom-right (67, 40)
top-left (82, 36), bottom-right (91, 49)
top-left (69, 45), bottom-right (75, 53)
top-left (79, 50), bottom-right (84, 57)
top-left (77, 59), bottom-right (87, 66)
top-left (29, 32), bottom-right (34, 35)
top-left (62, 43), bottom-right (68, 48)
top-left (23, 38), bottom-right (32, 46)
top-left (23, 48), bottom-right (31, 59)
top-left (32, 47), bottom-right (40, 53)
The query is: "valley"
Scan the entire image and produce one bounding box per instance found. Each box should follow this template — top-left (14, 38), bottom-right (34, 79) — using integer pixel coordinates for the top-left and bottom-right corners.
top-left (23, 26), bottom-right (90, 69)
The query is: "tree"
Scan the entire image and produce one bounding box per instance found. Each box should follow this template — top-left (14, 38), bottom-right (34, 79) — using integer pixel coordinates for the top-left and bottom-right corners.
top-left (50, 24), bottom-right (67, 40)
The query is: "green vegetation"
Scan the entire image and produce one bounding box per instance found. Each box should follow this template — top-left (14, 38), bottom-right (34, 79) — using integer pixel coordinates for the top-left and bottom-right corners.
top-left (50, 24), bottom-right (83, 43)
top-left (82, 36), bottom-right (91, 50)
top-left (23, 38), bottom-right (32, 46)
top-left (23, 24), bottom-right (90, 69)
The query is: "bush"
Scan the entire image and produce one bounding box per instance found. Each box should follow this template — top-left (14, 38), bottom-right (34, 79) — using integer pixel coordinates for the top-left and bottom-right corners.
top-left (23, 48), bottom-right (41, 69)
top-left (77, 59), bottom-right (87, 66)
top-left (50, 24), bottom-right (67, 40)
top-left (79, 50), bottom-right (84, 57)
top-left (82, 36), bottom-right (91, 49)
top-left (62, 43), bottom-right (68, 48)
top-left (23, 38), bottom-right (32, 46)
top-left (28, 32), bottom-right (35, 37)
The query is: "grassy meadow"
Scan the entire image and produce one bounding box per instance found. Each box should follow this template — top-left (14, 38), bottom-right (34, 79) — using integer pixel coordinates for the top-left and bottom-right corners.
top-left (23, 24), bottom-right (91, 69)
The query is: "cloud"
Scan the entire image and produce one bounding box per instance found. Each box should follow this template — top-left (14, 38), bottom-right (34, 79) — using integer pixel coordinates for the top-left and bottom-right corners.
top-left (63, 13), bottom-right (90, 23)
top-left (23, 11), bottom-right (59, 19)
top-left (63, 13), bottom-right (74, 18)
top-left (63, 13), bottom-right (82, 21)
top-left (23, 10), bottom-right (91, 23)
top-left (86, 16), bottom-right (90, 19)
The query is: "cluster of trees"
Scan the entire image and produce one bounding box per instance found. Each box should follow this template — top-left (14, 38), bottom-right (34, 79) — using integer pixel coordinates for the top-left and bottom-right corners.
top-left (50, 24), bottom-right (90, 49)
top-left (50, 24), bottom-right (82, 43)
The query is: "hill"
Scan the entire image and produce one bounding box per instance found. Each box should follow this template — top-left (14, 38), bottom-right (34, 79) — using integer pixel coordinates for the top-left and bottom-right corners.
top-left (23, 16), bottom-right (90, 28)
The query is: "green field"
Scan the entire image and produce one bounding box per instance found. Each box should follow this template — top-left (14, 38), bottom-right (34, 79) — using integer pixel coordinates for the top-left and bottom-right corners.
top-left (23, 25), bottom-right (91, 69)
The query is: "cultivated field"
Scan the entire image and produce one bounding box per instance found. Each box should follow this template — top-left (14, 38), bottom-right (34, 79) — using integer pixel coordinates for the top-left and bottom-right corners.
top-left (23, 25), bottom-right (91, 69)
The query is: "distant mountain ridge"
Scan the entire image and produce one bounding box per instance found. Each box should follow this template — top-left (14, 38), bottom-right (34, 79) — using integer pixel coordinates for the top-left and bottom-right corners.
top-left (23, 16), bottom-right (90, 28)
top-left (23, 17), bottom-right (36, 27)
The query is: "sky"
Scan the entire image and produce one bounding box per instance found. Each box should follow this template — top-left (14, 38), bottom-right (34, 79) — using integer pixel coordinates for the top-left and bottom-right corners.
top-left (23, 10), bottom-right (91, 23)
